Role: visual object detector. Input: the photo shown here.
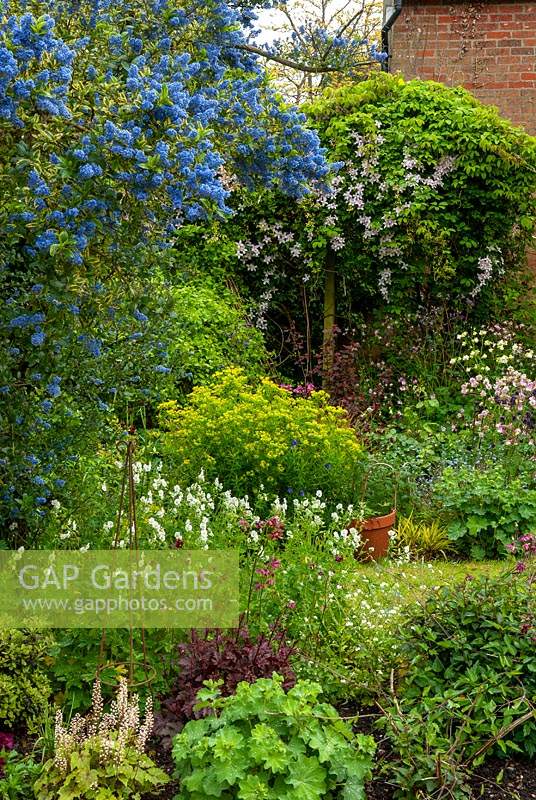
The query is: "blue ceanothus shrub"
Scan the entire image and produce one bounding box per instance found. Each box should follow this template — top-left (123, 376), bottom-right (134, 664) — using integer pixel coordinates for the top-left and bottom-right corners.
top-left (0, 0), bottom-right (330, 537)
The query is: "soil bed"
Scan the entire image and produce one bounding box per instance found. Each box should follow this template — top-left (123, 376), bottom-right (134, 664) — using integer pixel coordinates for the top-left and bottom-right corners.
top-left (339, 704), bottom-right (536, 800)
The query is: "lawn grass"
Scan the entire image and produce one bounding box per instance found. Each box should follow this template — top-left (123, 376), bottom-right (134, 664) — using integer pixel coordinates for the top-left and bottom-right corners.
top-left (358, 557), bottom-right (508, 585)
top-left (330, 558), bottom-right (516, 697)
top-left (350, 558), bottom-right (511, 617)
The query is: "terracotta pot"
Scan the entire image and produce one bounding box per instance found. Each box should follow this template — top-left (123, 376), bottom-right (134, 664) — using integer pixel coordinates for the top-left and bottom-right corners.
top-left (351, 509), bottom-right (396, 561)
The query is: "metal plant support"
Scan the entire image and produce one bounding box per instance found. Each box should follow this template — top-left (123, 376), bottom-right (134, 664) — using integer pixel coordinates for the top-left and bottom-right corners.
top-left (98, 426), bottom-right (154, 688)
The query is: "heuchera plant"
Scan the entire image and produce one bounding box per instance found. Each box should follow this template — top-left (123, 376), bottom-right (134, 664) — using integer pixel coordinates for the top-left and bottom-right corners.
top-left (155, 624), bottom-right (296, 745)
top-left (35, 678), bottom-right (168, 800)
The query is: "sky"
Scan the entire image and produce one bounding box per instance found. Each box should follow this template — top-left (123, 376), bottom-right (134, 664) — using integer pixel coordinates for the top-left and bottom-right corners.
top-left (253, 1), bottom-right (384, 45)
top-left (255, 6), bottom-right (287, 43)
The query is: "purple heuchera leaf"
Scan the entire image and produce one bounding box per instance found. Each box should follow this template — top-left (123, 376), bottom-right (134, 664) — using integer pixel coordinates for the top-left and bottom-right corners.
top-left (154, 622), bottom-right (296, 747)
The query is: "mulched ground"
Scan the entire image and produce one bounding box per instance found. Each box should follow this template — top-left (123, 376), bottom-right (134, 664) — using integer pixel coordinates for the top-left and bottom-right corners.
top-left (143, 743), bottom-right (179, 800)
top-left (365, 760), bottom-right (536, 800)
top-left (338, 704), bottom-right (536, 800)
top-left (143, 746), bottom-right (536, 800)
top-left (469, 760), bottom-right (536, 800)
top-left (13, 719), bottom-right (536, 800)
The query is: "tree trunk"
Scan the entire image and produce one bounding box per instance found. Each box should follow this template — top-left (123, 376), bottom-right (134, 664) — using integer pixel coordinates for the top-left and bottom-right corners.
top-left (322, 257), bottom-right (336, 389)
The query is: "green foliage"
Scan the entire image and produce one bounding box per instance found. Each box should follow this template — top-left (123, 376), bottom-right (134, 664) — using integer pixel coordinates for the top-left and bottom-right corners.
top-left (158, 367), bottom-right (363, 502)
top-left (306, 73), bottom-right (536, 308)
top-left (236, 494), bottom-right (369, 702)
top-left (172, 675), bottom-right (376, 800)
top-left (433, 465), bottom-right (536, 559)
top-left (166, 281), bottom-right (267, 394)
top-left (171, 223), bottom-right (243, 285)
top-left (352, 457), bottom-right (398, 517)
top-left (393, 515), bottom-right (452, 560)
top-left (381, 572), bottom-right (536, 799)
top-left (228, 76), bottom-right (536, 375)
top-left (35, 678), bottom-right (168, 799)
top-left (34, 738), bottom-right (168, 800)
top-left (0, 751), bottom-right (41, 800)
top-left (47, 628), bottom-right (177, 712)
top-left (0, 630), bottom-right (53, 733)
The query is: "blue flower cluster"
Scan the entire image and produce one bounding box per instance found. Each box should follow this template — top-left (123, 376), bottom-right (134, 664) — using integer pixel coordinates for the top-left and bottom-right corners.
top-left (8, 311), bottom-right (45, 328)
top-left (0, 272), bottom-right (177, 531)
top-left (274, 21), bottom-right (389, 77)
top-left (0, 11), bottom-right (74, 125)
top-left (2, 0), bottom-right (330, 268)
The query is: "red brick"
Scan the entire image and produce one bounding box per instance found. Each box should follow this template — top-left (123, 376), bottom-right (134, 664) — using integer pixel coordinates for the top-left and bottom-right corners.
top-left (486, 30), bottom-right (515, 38)
top-left (389, 0), bottom-right (536, 134)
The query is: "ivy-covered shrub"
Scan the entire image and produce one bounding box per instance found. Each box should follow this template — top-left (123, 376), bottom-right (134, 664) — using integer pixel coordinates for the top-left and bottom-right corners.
top-left (231, 74), bottom-right (536, 368)
top-left (306, 74), bottom-right (536, 307)
top-left (172, 676), bottom-right (376, 800)
top-left (0, 629), bottom-right (52, 733)
top-left (381, 572), bottom-right (536, 799)
top-left (433, 464), bottom-right (536, 559)
top-left (159, 367), bottom-right (363, 501)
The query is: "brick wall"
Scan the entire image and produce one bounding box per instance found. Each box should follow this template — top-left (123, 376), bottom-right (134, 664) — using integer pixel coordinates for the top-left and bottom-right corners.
top-left (389, 1), bottom-right (536, 135)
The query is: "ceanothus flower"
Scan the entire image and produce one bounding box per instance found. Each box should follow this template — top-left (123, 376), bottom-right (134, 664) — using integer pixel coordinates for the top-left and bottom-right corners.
top-left (133, 308), bottom-right (148, 323)
top-left (31, 328), bottom-right (45, 346)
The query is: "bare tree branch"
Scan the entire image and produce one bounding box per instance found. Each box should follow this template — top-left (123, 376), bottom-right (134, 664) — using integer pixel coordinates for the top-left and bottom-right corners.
top-left (238, 42), bottom-right (375, 74)
top-left (326, 0), bottom-right (354, 29)
top-left (280, 6), bottom-right (308, 47)
top-left (332, 0), bottom-right (367, 47)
